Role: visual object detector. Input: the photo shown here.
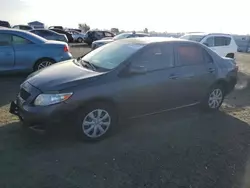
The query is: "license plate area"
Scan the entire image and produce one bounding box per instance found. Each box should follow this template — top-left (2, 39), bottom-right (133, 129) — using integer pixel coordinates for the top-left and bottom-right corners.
top-left (9, 101), bottom-right (19, 116)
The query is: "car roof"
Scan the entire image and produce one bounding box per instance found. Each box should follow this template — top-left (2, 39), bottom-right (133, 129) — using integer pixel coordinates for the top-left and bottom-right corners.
top-left (0, 28), bottom-right (31, 34)
top-left (118, 37), bottom-right (192, 45)
top-left (184, 32), bottom-right (232, 37)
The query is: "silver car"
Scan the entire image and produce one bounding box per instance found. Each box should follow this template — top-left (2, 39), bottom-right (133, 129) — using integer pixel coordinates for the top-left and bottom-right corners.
top-left (68, 30), bottom-right (86, 43)
top-left (91, 32), bottom-right (149, 49)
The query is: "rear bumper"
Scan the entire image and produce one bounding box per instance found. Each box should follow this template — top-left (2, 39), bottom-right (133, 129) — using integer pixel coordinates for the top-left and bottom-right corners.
top-left (55, 52), bottom-right (72, 62)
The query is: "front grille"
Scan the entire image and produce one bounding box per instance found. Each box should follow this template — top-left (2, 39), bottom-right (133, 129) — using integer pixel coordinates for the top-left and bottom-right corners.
top-left (20, 88), bottom-right (30, 100)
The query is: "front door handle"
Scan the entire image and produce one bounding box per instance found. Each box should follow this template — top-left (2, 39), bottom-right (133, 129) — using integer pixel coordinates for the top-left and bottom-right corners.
top-left (169, 74), bottom-right (178, 80)
top-left (208, 68), bottom-right (215, 73)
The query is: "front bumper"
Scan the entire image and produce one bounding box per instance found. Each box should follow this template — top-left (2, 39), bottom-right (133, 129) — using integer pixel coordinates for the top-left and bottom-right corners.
top-left (9, 82), bottom-right (75, 129)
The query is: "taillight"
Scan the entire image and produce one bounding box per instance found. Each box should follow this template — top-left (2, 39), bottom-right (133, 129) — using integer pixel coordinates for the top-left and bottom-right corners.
top-left (64, 45), bottom-right (69, 52)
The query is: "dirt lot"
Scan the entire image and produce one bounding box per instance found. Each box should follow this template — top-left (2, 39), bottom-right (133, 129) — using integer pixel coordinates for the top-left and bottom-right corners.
top-left (0, 48), bottom-right (250, 188)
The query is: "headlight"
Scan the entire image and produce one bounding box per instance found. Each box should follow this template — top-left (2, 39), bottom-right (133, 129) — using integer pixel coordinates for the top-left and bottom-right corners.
top-left (34, 93), bottom-right (73, 106)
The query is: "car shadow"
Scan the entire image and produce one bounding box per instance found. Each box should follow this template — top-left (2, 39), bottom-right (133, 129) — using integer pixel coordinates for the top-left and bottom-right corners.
top-left (0, 108), bottom-right (250, 188)
top-left (0, 74), bottom-right (26, 107)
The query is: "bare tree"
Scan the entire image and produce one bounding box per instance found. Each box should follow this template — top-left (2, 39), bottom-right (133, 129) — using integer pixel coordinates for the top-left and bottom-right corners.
top-left (143, 28), bottom-right (148, 33)
top-left (111, 28), bottom-right (119, 34)
top-left (78, 23), bottom-right (90, 32)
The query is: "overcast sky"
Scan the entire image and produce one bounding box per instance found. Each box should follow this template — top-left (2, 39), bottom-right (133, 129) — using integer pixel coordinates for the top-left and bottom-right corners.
top-left (1, 0), bottom-right (249, 34)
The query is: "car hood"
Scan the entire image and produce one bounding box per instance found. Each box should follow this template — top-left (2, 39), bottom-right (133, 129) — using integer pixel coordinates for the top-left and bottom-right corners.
top-left (94, 39), bottom-right (113, 44)
top-left (26, 59), bottom-right (103, 91)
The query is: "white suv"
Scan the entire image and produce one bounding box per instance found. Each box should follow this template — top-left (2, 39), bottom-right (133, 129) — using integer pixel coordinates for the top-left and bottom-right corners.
top-left (180, 33), bottom-right (238, 58)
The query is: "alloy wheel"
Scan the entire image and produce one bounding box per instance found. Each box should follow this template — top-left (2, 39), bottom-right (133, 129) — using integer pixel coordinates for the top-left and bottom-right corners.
top-left (37, 61), bottom-right (53, 70)
top-left (208, 88), bottom-right (223, 109)
top-left (82, 109), bottom-right (111, 138)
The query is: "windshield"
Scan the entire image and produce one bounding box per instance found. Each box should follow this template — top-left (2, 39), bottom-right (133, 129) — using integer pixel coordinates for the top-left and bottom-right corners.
top-left (180, 34), bottom-right (205, 42)
top-left (113, 33), bottom-right (131, 40)
top-left (82, 41), bottom-right (145, 70)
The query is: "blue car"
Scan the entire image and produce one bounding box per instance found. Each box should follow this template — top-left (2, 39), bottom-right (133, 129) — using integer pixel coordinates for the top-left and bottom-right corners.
top-left (0, 28), bottom-right (72, 73)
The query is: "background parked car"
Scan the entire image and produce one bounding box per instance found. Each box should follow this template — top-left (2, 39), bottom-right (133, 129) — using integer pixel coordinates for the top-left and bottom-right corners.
top-left (30, 29), bottom-right (68, 43)
top-left (48, 26), bottom-right (63, 30)
top-left (180, 33), bottom-right (238, 58)
top-left (83, 30), bottom-right (114, 45)
top-left (13, 25), bottom-right (33, 31)
top-left (92, 32), bottom-right (149, 49)
top-left (0, 20), bottom-right (11, 28)
top-left (50, 29), bottom-right (74, 43)
top-left (0, 28), bottom-right (72, 73)
top-left (68, 30), bottom-right (85, 43)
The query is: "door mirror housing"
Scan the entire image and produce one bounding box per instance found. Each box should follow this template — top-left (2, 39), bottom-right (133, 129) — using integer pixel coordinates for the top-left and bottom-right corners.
top-left (203, 42), bottom-right (209, 47)
top-left (129, 65), bottom-right (147, 74)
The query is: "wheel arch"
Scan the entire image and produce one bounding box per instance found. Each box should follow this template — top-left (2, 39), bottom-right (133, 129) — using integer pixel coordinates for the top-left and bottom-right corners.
top-left (78, 97), bottom-right (118, 112)
top-left (33, 57), bottom-right (56, 71)
top-left (212, 79), bottom-right (230, 94)
top-left (226, 53), bottom-right (235, 58)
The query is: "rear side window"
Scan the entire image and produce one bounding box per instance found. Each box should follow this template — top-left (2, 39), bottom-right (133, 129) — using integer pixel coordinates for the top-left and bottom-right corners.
top-left (214, 36), bottom-right (231, 46)
top-left (176, 44), bottom-right (205, 66)
top-left (104, 32), bottom-right (113, 37)
top-left (132, 44), bottom-right (174, 71)
top-left (12, 35), bottom-right (31, 45)
top-left (0, 34), bottom-right (12, 46)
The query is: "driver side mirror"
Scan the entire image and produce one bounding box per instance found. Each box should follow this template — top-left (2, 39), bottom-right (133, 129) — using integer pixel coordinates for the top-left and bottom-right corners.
top-left (129, 65), bottom-right (147, 74)
top-left (203, 42), bottom-right (209, 47)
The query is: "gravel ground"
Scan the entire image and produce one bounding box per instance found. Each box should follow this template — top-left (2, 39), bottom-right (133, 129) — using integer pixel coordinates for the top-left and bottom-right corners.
top-left (0, 49), bottom-right (250, 188)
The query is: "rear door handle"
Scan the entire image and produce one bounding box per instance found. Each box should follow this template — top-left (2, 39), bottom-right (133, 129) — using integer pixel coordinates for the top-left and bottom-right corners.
top-left (208, 68), bottom-right (215, 73)
top-left (169, 74), bottom-right (178, 80)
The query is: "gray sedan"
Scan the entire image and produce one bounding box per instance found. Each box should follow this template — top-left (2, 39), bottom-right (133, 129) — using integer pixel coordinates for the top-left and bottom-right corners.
top-left (10, 38), bottom-right (237, 141)
top-left (30, 29), bottom-right (68, 43)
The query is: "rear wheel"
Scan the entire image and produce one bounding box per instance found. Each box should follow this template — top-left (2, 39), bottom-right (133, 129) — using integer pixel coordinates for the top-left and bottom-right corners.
top-left (202, 84), bottom-right (225, 111)
top-left (75, 102), bottom-right (117, 141)
top-left (77, 37), bottom-right (83, 43)
top-left (34, 58), bottom-right (55, 71)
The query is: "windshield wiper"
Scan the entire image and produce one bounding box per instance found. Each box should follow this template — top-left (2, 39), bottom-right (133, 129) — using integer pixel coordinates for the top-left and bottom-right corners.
top-left (79, 59), bottom-right (96, 71)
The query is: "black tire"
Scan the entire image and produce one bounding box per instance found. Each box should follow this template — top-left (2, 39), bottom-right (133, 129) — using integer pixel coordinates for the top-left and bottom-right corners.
top-left (77, 37), bottom-right (83, 43)
top-left (34, 58), bottom-right (55, 71)
top-left (201, 84), bottom-right (225, 111)
top-left (75, 102), bottom-right (118, 141)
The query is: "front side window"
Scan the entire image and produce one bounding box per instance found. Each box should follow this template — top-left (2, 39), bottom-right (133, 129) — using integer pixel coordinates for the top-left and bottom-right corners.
top-left (204, 37), bottom-right (214, 47)
top-left (176, 44), bottom-right (204, 66)
top-left (12, 35), bottom-right (31, 45)
top-left (82, 41), bottom-right (145, 70)
top-left (94, 31), bottom-right (104, 38)
top-left (0, 34), bottom-right (12, 46)
top-left (131, 44), bottom-right (174, 71)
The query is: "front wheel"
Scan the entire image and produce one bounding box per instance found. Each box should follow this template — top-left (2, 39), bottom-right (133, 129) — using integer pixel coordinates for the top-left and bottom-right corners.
top-left (202, 85), bottom-right (225, 111)
top-left (75, 102), bottom-right (117, 141)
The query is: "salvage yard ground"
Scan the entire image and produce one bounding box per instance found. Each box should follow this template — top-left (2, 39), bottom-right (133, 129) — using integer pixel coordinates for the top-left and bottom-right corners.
top-left (0, 48), bottom-right (250, 188)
